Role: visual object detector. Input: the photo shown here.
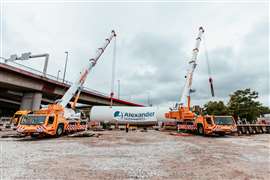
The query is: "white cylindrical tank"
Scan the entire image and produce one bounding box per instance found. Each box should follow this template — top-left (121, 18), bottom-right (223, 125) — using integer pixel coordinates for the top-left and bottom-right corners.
top-left (90, 106), bottom-right (171, 125)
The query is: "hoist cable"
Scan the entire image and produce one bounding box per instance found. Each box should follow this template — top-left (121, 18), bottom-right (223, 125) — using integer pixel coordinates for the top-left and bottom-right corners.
top-left (202, 35), bottom-right (215, 97)
top-left (202, 35), bottom-right (212, 77)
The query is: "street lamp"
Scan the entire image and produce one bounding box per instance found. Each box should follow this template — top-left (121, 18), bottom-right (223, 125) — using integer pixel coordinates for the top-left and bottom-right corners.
top-left (57, 70), bottom-right (61, 81)
top-left (147, 92), bottom-right (152, 106)
top-left (117, 80), bottom-right (120, 99)
top-left (63, 51), bottom-right (69, 83)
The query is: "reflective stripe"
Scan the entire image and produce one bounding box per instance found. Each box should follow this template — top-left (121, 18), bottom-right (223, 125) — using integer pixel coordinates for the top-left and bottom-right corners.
top-left (66, 124), bottom-right (86, 131)
top-left (178, 124), bottom-right (196, 130)
top-left (67, 124), bottom-right (77, 131)
top-left (36, 125), bottom-right (45, 132)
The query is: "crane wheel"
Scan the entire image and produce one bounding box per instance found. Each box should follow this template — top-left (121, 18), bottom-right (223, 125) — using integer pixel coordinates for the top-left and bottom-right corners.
top-left (56, 124), bottom-right (64, 137)
top-left (197, 124), bottom-right (204, 136)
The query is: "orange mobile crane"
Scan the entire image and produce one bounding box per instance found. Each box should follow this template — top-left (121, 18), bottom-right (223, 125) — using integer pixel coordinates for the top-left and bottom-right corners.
top-left (17, 30), bottom-right (116, 137)
top-left (165, 27), bottom-right (237, 136)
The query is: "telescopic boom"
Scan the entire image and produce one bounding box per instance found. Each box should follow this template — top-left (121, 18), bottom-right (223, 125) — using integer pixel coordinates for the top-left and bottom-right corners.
top-left (179, 27), bottom-right (204, 109)
top-left (59, 30), bottom-right (116, 107)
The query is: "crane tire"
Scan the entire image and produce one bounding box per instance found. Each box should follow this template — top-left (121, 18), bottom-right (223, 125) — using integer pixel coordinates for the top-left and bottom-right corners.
top-left (56, 124), bottom-right (64, 137)
top-left (197, 124), bottom-right (204, 136)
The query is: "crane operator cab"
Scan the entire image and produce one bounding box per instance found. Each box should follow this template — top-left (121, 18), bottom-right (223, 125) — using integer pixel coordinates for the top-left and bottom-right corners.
top-left (195, 115), bottom-right (237, 136)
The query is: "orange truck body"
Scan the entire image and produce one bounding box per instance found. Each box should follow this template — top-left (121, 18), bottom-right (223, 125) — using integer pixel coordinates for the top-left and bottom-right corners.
top-left (165, 107), bottom-right (237, 136)
top-left (193, 115), bottom-right (237, 135)
top-left (17, 104), bottom-right (86, 137)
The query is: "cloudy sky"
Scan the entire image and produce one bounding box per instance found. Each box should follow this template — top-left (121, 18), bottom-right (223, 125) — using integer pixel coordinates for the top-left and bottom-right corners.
top-left (0, 0), bottom-right (269, 107)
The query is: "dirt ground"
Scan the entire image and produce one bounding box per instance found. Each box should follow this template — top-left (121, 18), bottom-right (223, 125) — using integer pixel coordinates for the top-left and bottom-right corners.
top-left (0, 130), bottom-right (269, 180)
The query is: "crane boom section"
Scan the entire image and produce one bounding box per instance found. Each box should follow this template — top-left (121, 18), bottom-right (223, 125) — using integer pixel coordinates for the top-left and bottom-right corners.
top-left (59, 30), bottom-right (116, 107)
top-left (179, 27), bottom-right (204, 106)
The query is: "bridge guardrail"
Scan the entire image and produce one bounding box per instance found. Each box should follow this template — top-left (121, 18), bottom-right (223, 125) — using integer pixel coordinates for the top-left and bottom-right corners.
top-left (1, 61), bottom-right (143, 105)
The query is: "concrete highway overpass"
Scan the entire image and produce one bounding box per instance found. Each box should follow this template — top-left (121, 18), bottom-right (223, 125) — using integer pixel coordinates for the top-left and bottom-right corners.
top-left (0, 62), bottom-right (142, 115)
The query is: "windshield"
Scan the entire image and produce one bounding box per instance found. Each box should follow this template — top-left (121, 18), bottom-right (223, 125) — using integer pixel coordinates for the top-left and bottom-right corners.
top-left (214, 116), bottom-right (234, 125)
top-left (20, 115), bottom-right (46, 125)
top-left (13, 114), bottom-right (21, 119)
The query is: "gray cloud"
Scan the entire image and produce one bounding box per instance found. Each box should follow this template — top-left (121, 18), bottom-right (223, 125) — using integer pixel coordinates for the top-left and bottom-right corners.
top-left (1, 2), bottom-right (268, 107)
top-left (192, 19), bottom-right (269, 105)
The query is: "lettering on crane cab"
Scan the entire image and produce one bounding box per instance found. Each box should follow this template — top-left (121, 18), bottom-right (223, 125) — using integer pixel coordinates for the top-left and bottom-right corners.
top-left (113, 111), bottom-right (155, 121)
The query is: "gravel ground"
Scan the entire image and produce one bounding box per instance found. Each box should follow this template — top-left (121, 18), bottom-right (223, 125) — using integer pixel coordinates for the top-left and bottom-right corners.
top-left (0, 130), bottom-right (269, 180)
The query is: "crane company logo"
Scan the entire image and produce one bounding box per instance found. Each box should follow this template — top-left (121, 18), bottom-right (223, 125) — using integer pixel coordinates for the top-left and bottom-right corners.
top-left (113, 111), bottom-right (155, 121)
top-left (114, 111), bottom-right (123, 118)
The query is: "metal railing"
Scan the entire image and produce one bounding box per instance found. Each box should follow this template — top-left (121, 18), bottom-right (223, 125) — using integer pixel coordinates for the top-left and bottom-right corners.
top-left (1, 60), bottom-right (143, 105)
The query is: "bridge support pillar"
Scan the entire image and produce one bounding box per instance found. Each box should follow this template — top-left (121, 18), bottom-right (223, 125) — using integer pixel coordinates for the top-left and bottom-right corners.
top-left (20, 92), bottom-right (42, 111)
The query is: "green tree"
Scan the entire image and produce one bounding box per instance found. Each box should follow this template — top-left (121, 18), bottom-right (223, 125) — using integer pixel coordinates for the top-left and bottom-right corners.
top-left (258, 106), bottom-right (270, 116)
top-left (203, 101), bottom-right (228, 115)
top-left (227, 88), bottom-right (268, 123)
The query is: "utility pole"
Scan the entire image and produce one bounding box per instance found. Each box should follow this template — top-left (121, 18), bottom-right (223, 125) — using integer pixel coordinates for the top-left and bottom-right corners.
top-left (110, 35), bottom-right (117, 107)
top-left (63, 51), bottom-right (69, 83)
top-left (147, 92), bottom-right (151, 106)
top-left (117, 80), bottom-right (120, 99)
top-left (57, 70), bottom-right (61, 81)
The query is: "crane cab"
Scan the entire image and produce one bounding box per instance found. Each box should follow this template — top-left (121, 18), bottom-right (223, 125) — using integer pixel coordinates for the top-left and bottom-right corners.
top-left (11, 110), bottom-right (31, 126)
top-left (17, 104), bottom-right (87, 137)
top-left (17, 104), bottom-right (67, 137)
top-left (195, 115), bottom-right (237, 136)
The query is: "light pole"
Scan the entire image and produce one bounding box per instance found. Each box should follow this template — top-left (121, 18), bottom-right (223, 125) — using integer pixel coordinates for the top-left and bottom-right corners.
top-left (147, 92), bottom-right (152, 106)
top-left (63, 51), bottom-right (69, 83)
top-left (117, 80), bottom-right (120, 99)
top-left (57, 70), bottom-right (61, 81)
